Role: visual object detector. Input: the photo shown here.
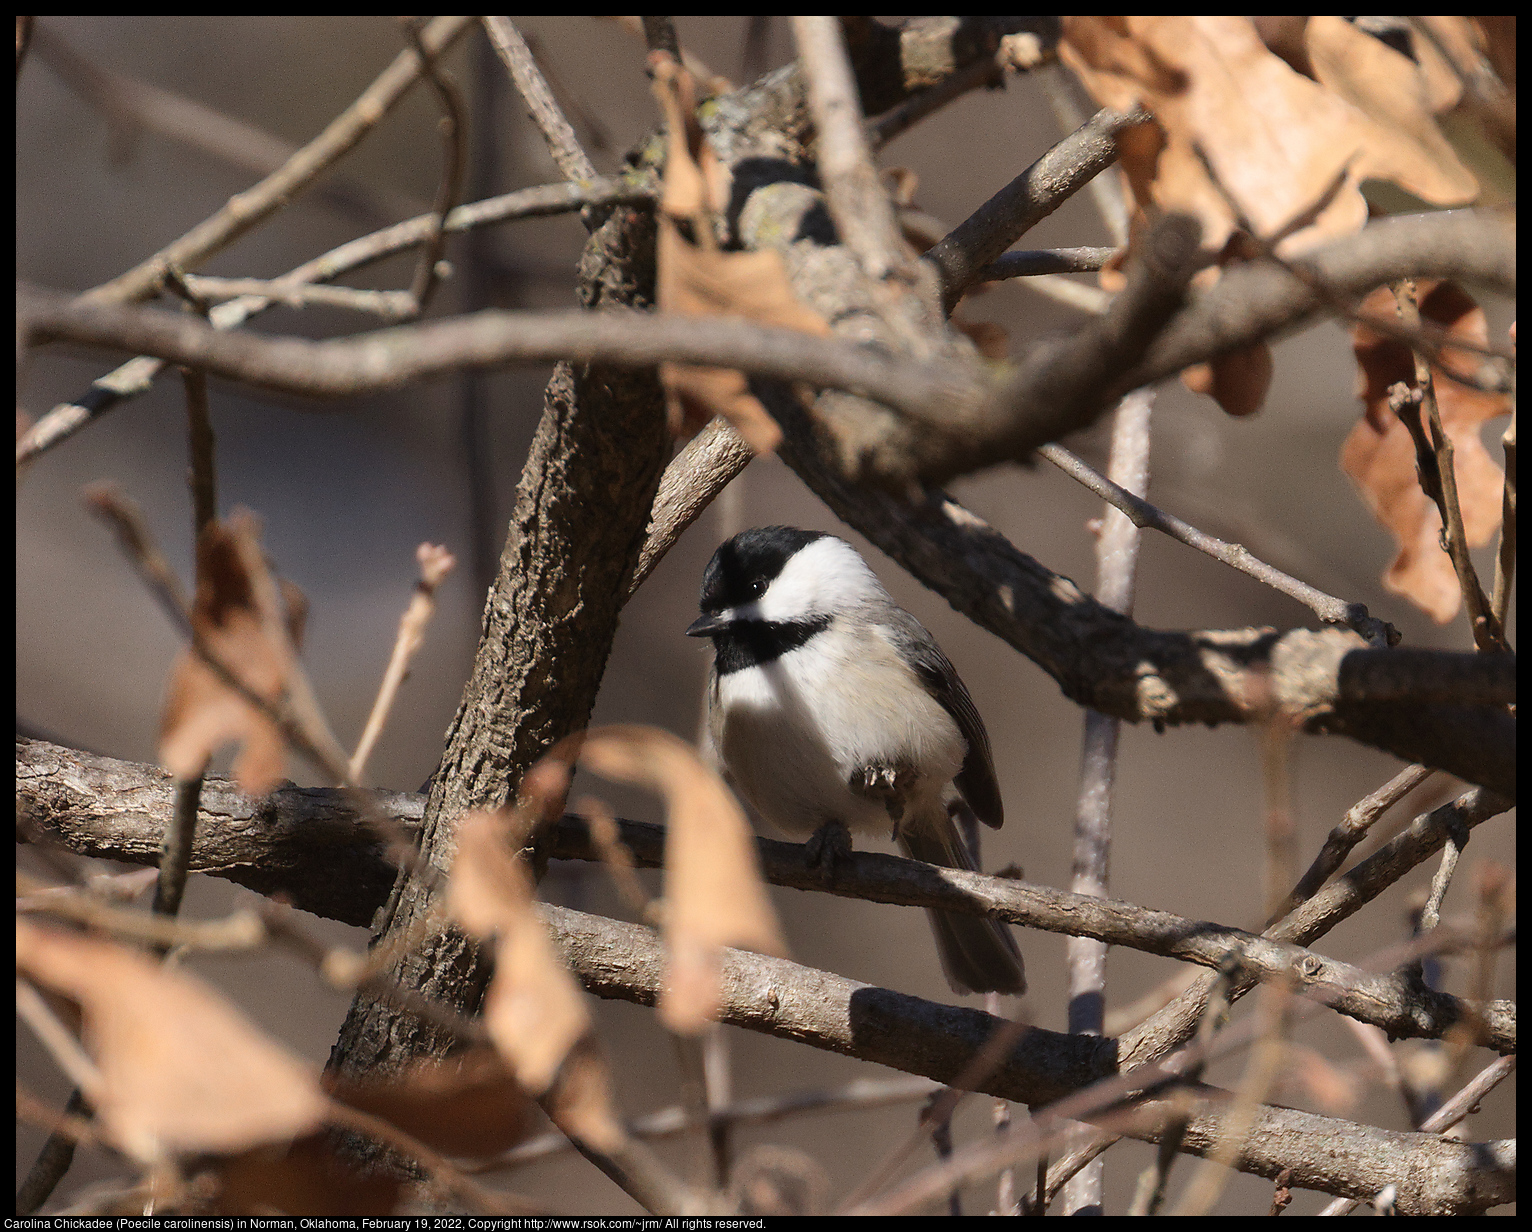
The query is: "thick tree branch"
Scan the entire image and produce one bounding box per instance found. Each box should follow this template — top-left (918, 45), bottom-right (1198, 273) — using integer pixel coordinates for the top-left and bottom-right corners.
top-left (763, 440), bottom-right (1517, 794)
top-left (326, 195), bottom-right (672, 1083)
top-left (17, 737), bottom-right (1512, 1053)
top-left (543, 906), bottom-right (1512, 1215)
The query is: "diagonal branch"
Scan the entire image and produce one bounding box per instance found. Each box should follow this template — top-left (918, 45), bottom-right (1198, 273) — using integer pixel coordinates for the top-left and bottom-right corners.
top-left (924, 103), bottom-right (1149, 312)
top-left (81, 15), bottom-right (479, 305)
top-left (16, 175), bottom-right (655, 469)
top-left (482, 16), bottom-right (598, 184)
top-left (544, 905), bottom-right (1513, 1215)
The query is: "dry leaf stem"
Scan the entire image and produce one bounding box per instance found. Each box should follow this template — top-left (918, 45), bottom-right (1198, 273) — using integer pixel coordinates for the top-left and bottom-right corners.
top-left (1392, 282), bottom-right (1506, 650)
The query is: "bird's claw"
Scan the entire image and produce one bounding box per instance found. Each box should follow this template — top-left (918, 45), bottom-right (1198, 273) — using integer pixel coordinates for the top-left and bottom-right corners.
top-left (851, 760), bottom-right (917, 826)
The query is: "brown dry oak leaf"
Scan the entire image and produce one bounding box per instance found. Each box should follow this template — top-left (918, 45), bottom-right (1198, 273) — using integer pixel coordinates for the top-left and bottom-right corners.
top-left (446, 810), bottom-right (593, 1098)
top-left (1060, 17), bottom-right (1479, 258)
top-left (443, 783), bottom-right (628, 1153)
top-left (16, 918), bottom-right (329, 1162)
top-left (578, 725), bottom-right (788, 1035)
top-left (326, 1046), bottom-right (536, 1159)
top-left (158, 510), bottom-right (306, 795)
top-left (204, 1136), bottom-right (400, 1217)
top-left (1341, 281), bottom-right (1511, 623)
top-left (651, 52), bottom-right (831, 453)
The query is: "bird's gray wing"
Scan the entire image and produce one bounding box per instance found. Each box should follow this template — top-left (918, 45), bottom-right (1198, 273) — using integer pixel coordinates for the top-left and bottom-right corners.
top-left (888, 613), bottom-right (1005, 830)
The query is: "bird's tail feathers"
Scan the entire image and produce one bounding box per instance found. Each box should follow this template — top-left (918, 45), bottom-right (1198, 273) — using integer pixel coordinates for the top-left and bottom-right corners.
top-left (899, 810), bottom-right (1026, 996)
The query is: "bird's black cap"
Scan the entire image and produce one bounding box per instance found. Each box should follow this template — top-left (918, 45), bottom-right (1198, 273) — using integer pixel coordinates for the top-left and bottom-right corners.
top-left (695, 526), bottom-right (827, 615)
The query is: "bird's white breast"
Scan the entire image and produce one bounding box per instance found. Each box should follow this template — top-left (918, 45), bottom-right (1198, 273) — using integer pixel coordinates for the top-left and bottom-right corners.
top-left (712, 622), bottom-right (965, 838)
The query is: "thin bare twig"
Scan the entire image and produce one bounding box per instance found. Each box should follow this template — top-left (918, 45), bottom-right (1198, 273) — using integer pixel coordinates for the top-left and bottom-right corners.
top-left (482, 16), bottom-right (597, 184)
top-left (1128, 958), bottom-right (1237, 1215)
top-left (977, 246), bottom-right (1115, 280)
top-left (926, 103), bottom-right (1149, 311)
top-left (348, 543), bottom-right (457, 783)
top-left (1019, 274), bottom-right (1111, 314)
top-left (81, 15), bottom-right (478, 305)
top-left (1036, 64), bottom-right (1130, 246)
top-left (1418, 816), bottom-right (1471, 935)
top-left (17, 174), bottom-right (651, 470)
top-left (1491, 405), bottom-right (1516, 627)
top-left (323, 1100), bottom-right (546, 1216)
top-left (399, 18), bottom-right (468, 314)
top-left (1061, 388), bottom-right (1153, 1216)
top-left (1272, 764), bottom-right (1437, 926)
top-left (79, 486), bottom-right (429, 890)
top-left (1393, 281), bottom-right (1507, 651)
top-left (1317, 1053), bottom-right (1517, 1215)
top-left (792, 15), bottom-right (911, 285)
top-left (470, 1076), bottom-right (937, 1174)
top-left (21, 286), bottom-right (986, 426)
top-left (16, 978), bottom-right (101, 1106)
top-left (178, 278), bottom-right (418, 317)
top-left (30, 23), bottom-right (422, 226)
top-left (868, 47), bottom-right (1003, 151)
top-left (1170, 967), bottom-right (1296, 1213)
top-left (1039, 442), bottom-right (1395, 644)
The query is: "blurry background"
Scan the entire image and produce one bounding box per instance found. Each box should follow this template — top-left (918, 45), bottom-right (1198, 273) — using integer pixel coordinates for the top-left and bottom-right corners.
top-left (17, 16), bottom-right (1514, 1215)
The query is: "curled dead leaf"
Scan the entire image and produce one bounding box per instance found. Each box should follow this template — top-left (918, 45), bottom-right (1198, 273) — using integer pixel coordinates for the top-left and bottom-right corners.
top-left (445, 808), bottom-right (626, 1153)
top-left (205, 1136), bottom-right (399, 1216)
top-left (1061, 16), bottom-right (1479, 257)
top-left (1181, 344), bottom-right (1274, 418)
top-left (16, 919), bottom-right (328, 1162)
top-left (159, 510), bottom-right (305, 795)
top-left (1341, 281), bottom-right (1511, 622)
top-left (446, 811), bottom-right (592, 1095)
top-left (578, 725), bottom-right (788, 1034)
top-left (327, 1046), bottom-right (535, 1159)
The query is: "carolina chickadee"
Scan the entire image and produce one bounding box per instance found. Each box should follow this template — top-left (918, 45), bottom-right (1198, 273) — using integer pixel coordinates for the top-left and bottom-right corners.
top-left (686, 526), bottom-right (1025, 995)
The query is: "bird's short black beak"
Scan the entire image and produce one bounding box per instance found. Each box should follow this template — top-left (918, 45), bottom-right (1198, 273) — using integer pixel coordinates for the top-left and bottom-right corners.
top-left (686, 612), bottom-right (730, 637)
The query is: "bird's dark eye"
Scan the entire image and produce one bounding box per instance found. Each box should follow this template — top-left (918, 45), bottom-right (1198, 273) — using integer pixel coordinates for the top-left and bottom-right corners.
top-left (749, 579), bottom-right (766, 598)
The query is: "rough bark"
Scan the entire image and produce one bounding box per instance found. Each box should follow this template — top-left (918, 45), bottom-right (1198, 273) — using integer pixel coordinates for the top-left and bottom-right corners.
top-left (325, 198), bottom-right (669, 1081)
